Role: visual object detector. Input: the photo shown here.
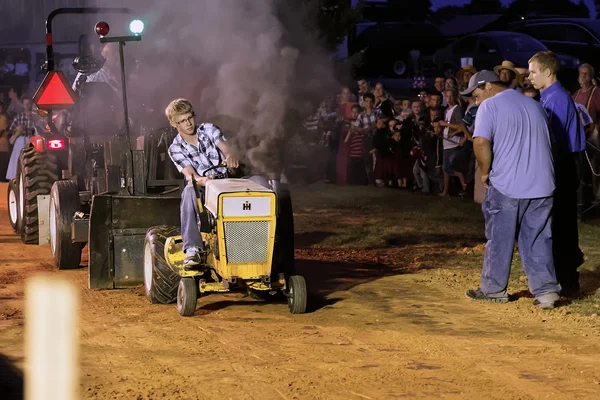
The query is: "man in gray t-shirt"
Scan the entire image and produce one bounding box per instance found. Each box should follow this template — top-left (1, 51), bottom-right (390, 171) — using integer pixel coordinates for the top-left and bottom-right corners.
top-left (460, 70), bottom-right (561, 309)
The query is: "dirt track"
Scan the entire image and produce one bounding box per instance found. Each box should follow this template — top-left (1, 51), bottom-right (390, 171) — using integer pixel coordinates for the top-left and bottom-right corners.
top-left (1, 182), bottom-right (600, 400)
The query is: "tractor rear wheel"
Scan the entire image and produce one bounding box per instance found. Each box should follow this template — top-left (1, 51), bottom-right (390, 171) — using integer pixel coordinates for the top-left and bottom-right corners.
top-left (287, 275), bottom-right (307, 314)
top-left (50, 180), bottom-right (83, 270)
top-left (144, 226), bottom-right (181, 304)
top-left (7, 179), bottom-right (20, 233)
top-left (17, 147), bottom-right (59, 244)
top-left (177, 278), bottom-right (197, 317)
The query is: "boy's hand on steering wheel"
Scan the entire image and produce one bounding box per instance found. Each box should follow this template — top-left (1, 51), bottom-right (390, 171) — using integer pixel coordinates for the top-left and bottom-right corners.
top-left (224, 155), bottom-right (239, 169)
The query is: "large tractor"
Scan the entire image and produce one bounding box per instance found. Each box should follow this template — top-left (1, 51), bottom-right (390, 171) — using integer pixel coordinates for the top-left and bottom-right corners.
top-left (6, 8), bottom-right (182, 288)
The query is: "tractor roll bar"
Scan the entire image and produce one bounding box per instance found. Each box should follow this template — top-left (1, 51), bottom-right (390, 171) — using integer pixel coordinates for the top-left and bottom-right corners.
top-left (46, 7), bottom-right (132, 72)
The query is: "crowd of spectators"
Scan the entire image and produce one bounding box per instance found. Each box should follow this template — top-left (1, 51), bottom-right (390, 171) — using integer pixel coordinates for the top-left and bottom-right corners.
top-left (307, 59), bottom-right (600, 200)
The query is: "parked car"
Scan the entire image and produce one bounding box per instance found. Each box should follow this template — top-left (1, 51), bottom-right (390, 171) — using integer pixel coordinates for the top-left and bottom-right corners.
top-left (505, 18), bottom-right (600, 72)
top-left (433, 31), bottom-right (580, 90)
top-left (349, 22), bottom-right (444, 78)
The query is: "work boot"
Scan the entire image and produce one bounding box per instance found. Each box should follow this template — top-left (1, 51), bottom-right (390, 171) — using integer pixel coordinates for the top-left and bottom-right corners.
top-left (465, 288), bottom-right (509, 304)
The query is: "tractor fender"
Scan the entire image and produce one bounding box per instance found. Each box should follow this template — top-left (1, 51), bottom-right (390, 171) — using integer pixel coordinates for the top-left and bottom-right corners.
top-left (29, 136), bottom-right (45, 153)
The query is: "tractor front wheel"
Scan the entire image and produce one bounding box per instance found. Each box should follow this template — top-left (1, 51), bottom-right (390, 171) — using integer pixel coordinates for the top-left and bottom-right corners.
top-left (287, 275), bottom-right (307, 314)
top-left (50, 180), bottom-right (83, 270)
top-left (143, 226), bottom-right (181, 304)
top-left (7, 179), bottom-right (20, 233)
top-left (177, 278), bottom-right (197, 317)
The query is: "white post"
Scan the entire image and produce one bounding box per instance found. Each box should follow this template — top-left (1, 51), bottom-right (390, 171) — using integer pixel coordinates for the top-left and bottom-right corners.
top-left (25, 276), bottom-right (79, 400)
top-left (37, 194), bottom-right (50, 246)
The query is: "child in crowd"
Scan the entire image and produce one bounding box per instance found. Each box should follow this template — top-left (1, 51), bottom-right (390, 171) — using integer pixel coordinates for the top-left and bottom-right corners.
top-left (345, 104), bottom-right (368, 185)
top-left (411, 143), bottom-right (429, 192)
top-left (422, 118), bottom-right (444, 193)
top-left (401, 98), bottom-right (411, 111)
top-left (373, 115), bottom-right (395, 187)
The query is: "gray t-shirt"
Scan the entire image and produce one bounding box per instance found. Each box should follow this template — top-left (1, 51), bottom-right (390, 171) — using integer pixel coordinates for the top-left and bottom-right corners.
top-left (473, 89), bottom-right (555, 199)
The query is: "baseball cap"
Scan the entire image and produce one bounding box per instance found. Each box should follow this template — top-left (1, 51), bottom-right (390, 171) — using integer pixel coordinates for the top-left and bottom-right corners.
top-left (460, 70), bottom-right (501, 97)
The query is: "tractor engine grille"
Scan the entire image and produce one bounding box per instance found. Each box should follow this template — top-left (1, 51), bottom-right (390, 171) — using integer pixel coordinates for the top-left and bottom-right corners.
top-left (223, 220), bottom-right (271, 263)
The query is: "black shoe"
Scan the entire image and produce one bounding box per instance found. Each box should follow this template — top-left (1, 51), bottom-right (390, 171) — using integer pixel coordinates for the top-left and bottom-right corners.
top-left (465, 288), bottom-right (509, 303)
top-left (559, 286), bottom-right (581, 299)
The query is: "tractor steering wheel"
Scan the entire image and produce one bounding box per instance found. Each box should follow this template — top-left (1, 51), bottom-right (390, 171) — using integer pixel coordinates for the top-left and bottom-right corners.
top-left (202, 163), bottom-right (245, 179)
top-left (202, 163), bottom-right (229, 179)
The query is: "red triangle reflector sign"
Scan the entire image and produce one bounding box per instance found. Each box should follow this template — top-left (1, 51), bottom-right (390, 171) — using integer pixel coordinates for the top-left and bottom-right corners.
top-left (33, 71), bottom-right (76, 110)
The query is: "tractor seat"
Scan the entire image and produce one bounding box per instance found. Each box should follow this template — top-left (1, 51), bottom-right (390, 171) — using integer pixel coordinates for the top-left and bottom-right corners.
top-left (72, 55), bottom-right (105, 75)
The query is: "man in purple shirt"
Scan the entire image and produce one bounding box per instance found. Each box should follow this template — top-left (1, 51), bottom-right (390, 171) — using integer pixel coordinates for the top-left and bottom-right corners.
top-left (461, 71), bottom-right (560, 309)
top-left (529, 51), bottom-right (585, 297)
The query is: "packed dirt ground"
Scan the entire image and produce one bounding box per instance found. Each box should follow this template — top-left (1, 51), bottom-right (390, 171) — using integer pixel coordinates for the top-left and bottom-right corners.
top-left (1, 182), bottom-right (600, 400)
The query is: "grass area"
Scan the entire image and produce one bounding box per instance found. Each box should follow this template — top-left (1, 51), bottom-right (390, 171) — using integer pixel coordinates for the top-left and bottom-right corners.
top-left (291, 184), bottom-right (600, 316)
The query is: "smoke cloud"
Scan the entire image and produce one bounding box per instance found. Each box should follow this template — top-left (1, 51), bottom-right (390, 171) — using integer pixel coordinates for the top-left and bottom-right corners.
top-left (96, 0), bottom-right (338, 175)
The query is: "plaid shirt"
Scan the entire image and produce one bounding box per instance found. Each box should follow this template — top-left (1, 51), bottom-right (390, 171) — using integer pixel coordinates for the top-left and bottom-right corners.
top-left (9, 112), bottom-right (38, 137)
top-left (356, 108), bottom-right (380, 130)
top-left (168, 123), bottom-right (226, 176)
top-left (72, 66), bottom-right (120, 93)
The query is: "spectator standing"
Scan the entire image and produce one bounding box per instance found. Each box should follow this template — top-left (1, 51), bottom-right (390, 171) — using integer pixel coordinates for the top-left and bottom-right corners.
top-left (423, 118), bottom-right (444, 193)
top-left (462, 70), bottom-right (561, 309)
top-left (355, 93), bottom-right (380, 185)
top-left (456, 65), bottom-right (477, 93)
top-left (345, 104), bottom-right (368, 185)
top-left (529, 51), bottom-right (586, 297)
top-left (5, 98), bottom-right (38, 180)
top-left (337, 87), bottom-right (356, 120)
top-left (438, 89), bottom-right (466, 197)
top-left (373, 115), bottom-right (394, 187)
top-left (572, 63), bottom-right (600, 135)
top-left (6, 87), bottom-right (23, 120)
top-left (494, 60), bottom-right (520, 91)
top-left (434, 75), bottom-right (448, 107)
top-left (356, 78), bottom-right (371, 108)
top-left (336, 88), bottom-right (356, 185)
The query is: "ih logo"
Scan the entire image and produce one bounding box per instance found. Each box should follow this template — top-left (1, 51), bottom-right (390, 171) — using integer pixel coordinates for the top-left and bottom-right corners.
top-left (242, 201), bottom-right (251, 211)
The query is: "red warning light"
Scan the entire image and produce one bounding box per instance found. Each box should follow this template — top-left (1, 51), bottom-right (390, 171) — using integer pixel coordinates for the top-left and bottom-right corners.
top-left (48, 139), bottom-right (65, 150)
top-left (33, 71), bottom-right (76, 110)
top-left (95, 21), bottom-right (110, 37)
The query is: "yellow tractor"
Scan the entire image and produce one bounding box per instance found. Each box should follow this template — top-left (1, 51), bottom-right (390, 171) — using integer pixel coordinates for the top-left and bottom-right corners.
top-left (143, 167), bottom-right (307, 316)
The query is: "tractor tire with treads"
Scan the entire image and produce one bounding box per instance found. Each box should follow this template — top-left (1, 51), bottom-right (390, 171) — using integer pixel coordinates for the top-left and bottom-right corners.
top-left (144, 225), bottom-right (181, 304)
top-left (17, 147), bottom-right (60, 244)
top-left (50, 180), bottom-right (83, 270)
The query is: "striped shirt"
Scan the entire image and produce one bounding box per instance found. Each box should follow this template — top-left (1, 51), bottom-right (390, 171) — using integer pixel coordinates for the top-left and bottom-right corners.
top-left (168, 123), bottom-right (226, 176)
top-left (348, 121), bottom-right (365, 158)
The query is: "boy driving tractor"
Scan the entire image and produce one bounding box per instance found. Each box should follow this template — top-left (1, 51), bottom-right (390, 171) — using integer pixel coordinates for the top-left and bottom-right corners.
top-left (165, 98), bottom-right (293, 271)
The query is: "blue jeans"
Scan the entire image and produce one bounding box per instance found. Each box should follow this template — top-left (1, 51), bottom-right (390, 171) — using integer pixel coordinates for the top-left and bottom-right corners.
top-left (481, 186), bottom-right (561, 297)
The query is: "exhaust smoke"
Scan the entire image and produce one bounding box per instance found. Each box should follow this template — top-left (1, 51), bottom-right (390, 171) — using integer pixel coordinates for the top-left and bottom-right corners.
top-left (96, 0), bottom-right (338, 176)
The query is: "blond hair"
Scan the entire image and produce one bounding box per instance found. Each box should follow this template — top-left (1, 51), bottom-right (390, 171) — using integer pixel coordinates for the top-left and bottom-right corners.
top-left (529, 51), bottom-right (560, 76)
top-left (165, 98), bottom-right (194, 122)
